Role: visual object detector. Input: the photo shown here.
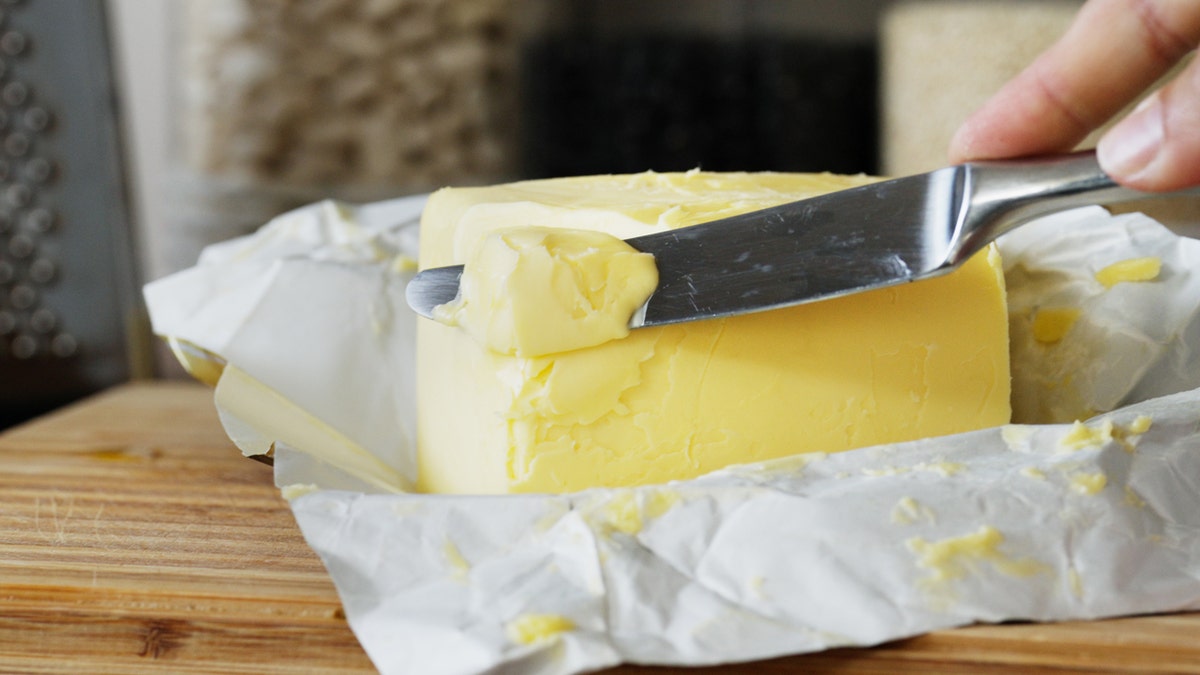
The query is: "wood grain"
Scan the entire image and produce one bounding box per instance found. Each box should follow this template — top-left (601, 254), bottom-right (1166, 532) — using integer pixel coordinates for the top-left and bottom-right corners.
top-left (0, 382), bottom-right (375, 674)
top-left (2, 382), bottom-right (1198, 674)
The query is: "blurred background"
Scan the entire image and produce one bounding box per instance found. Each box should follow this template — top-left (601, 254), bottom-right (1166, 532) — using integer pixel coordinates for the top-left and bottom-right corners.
top-left (0, 0), bottom-right (1148, 428)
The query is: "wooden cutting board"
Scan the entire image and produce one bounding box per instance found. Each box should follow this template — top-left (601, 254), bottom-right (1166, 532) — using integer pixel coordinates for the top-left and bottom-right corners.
top-left (1, 381), bottom-right (1198, 674)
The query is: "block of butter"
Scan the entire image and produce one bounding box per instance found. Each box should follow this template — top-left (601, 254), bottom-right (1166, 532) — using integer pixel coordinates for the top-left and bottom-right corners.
top-left (417, 171), bottom-right (1011, 494)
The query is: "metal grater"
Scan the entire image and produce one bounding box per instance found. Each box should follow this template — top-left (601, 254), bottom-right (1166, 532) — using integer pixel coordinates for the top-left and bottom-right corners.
top-left (0, 0), bottom-right (146, 429)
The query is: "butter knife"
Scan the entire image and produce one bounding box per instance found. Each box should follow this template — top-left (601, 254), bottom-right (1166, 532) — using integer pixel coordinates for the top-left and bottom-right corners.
top-left (407, 152), bottom-right (1158, 328)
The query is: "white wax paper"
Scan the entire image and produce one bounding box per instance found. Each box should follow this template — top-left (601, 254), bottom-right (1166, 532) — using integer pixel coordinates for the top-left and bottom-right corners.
top-left (144, 198), bottom-right (1200, 675)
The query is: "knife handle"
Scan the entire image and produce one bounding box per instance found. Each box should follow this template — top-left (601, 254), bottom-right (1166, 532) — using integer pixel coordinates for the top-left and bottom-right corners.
top-left (949, 151), bottom-right (1146, 263)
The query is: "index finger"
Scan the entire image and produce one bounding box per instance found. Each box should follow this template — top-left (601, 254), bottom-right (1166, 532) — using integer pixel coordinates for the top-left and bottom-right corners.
top-left (949, 0), bottom-right (1200, 163)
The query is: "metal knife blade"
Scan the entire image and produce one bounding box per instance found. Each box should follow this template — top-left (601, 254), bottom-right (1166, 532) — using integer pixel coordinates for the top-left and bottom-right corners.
top-left (406, 152), bottom-right (1149, 328)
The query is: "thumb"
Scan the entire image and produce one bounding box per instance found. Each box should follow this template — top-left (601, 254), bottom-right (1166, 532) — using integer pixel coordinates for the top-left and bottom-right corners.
top-left (1098, 56), bottom-right (1200, 192)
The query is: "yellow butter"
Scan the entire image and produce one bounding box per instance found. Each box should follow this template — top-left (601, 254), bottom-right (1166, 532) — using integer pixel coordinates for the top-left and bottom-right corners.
top-left (415, 171), bottom-right (1011, 494)
top-left (1069, 471), bottom-right (1107, 495)
top-left (1059, 419), bottom-right (1115, 451)
top-left (1128, 415), bottom-right (1152, 435)
top-left (433, 226), bottom-right (657, 357)
top-left (907, 525), bottom-right (1046, 585)
top-left (1030, 307), bottom-right (1081, 344)
top-left (506, 613), bottom-right (575, 645)
top-left (1095, 256), bottom-right (1161, 288)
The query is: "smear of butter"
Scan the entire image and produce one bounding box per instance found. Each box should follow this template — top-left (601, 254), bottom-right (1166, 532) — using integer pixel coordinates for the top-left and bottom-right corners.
top-left (280, 483), bottom-right (321, 500)
top-left (603, 492), bottom-right (644, 535)
top-left (1128, 415), bottom-right (1153, 435)
top-left (1060, 415), bottom-right (1153, 454)
top-left (644, 489), bottom-right (681, 519)
top-left (390, 501), bottom-right (425, 518)
top-left (391, 254), bottom-right (418, 273)
top-left (891, 496), bottom-right (935, 526)
top-left (915, 460), bottom-right (965, 477)
top-left (1001, 425), bottom-right (1035, 452)
top-left (1059, 419), bottom-right (1115, 451)
top-left (1069, 472), bottom-right (1108, 495)
top-left (1031, 307), bottom-right (1082, 344)
top-left (506, 614), bottom-right (575, 645)
top-left (1021, 466), bottom-right (1046, 480)
top-left (1124, 485), bottom-right (1147, 508)
top-left (908, 526), bottom-right (1047, 586)
top-left (748, 575), bottom-right (767, 599)
top-left (1068, 566), bottom-right (1083, 599)
top-left (862, 465), bottom-right (910, 477)
top-left (433, 226), bottom-right (658, 357)
top-left (1095, 256), bottom-right (1161, 288)
top-left (443, 539), bottom-right (470, 580)
top-left (866, 461), bottom-right (962, 479)
top-left (1115, 414), bottom-right (1154, 453)
top-left (598, 488), bottom-right (681, 535)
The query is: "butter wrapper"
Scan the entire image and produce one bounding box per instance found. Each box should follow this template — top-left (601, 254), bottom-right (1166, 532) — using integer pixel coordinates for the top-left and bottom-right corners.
top-left (145, 196), bottom-right (426, 491)
top-left (144, 200), bottom-right (1200, 675)
top-left (1003, 207), bottom-right (1200, 422)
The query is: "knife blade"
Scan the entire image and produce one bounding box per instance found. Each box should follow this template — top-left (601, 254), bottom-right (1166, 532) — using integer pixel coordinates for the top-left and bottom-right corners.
top-left (406, 152), bottom-right (1150, 328)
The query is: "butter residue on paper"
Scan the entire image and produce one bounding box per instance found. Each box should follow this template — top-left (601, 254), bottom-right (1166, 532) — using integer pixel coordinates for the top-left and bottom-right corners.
top-left (1060, 419), bottom-right (1116, 451)
top-left (1125, 485), bottom-right (1147, 508)
top-left (415, 171), bottom-right (1012, 494)
top-left (1059, 415), bottom-right (1154, 454)
top-left (1069, 472), bottom-right (1108, 495)
top-left (1095, 256), bottom-right (1161, 288)
top-left (1001, 425), bottom-right (1035, 452)
top-left (433, 226), bottom-right (658, 358)
top-left (1128, 415), bottom-right (1153, 435)
top-left (907, 526), bottom-right (1048, 588)
top-left (891, 496), bottom-right (935, 526)
top-left (590, 488), bottom-right (682, 536)
top-left (1001, 208), bottom-right (1200, 425)
top-left (1068, 567), bottom-right (1084, 599)
top-left (1031, 307), bottom-right (1082, 344)
top-left (280, 483), bottom-right (321, 500)
top-left (506, 614), bottom-right (576, 645)
top-left (863, 460), bottom-right (964, 478)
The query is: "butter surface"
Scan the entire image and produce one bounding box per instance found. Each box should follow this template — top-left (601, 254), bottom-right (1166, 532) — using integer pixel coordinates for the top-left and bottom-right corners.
top-left (434, 226), bottom-right (658, 357)
top-left (416, 171), bottom-right (1011, 494)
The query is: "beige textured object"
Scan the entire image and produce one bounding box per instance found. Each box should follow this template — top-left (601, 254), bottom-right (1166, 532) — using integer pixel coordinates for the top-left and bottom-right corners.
top-left (883, 2), bottom-right (1200, 238)
top-left (159, 0), bottom-right (540, 278)
top-left (881, 0), bottom-right (1083, 176)
top-left (179, 0), bottom-right (522, 190)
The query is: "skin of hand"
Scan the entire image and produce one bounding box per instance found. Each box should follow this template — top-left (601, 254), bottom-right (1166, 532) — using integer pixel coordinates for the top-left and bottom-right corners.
top-left (949, 0), bottom-right (1200, 192)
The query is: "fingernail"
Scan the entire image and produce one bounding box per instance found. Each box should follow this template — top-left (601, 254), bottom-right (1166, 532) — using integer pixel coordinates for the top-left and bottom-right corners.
top-left (1098, 94), bottom-right (1164, 179)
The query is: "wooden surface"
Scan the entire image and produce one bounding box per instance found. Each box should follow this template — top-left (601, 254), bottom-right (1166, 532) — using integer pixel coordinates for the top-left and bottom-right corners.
top-left (1, 382), bottom-right (1198, 674)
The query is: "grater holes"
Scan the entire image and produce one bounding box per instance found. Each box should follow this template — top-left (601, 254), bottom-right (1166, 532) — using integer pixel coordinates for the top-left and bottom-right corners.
top-left (0, 29), bottom-right (26, 57)
top-left (1, 79), bottom-right (26, 106)
top-left (0, 16), bottom-right (75, 364)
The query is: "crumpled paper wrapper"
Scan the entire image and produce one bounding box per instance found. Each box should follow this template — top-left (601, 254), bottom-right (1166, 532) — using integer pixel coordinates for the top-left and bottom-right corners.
top-left (144, 198), bottom-right (1200, 675)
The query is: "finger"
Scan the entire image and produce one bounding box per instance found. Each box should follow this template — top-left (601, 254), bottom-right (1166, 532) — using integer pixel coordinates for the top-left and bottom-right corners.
top-left (1098, 54), bottom-right (1200, 191)
top-left (949, 0), bottom-right (1200, 164)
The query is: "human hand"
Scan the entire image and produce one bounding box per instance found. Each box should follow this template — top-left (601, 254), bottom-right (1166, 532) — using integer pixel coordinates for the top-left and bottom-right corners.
top-left (949, 0), bottom-right (1200, 192)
